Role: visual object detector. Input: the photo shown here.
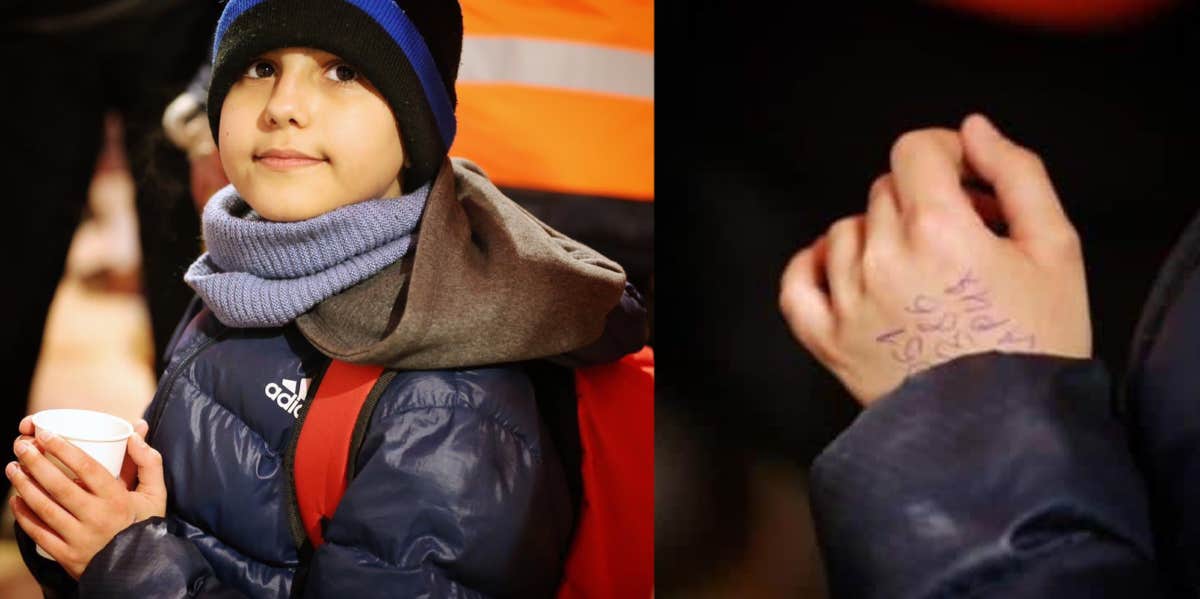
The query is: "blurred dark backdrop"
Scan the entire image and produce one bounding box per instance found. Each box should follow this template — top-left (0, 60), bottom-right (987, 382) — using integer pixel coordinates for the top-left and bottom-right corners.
top-left (656, 1), bottom-right (1200, 596)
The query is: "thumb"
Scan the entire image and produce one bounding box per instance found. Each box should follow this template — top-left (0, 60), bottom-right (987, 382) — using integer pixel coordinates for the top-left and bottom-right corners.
top-left (127, 432), bottom-right (166, 498)
top-left (961, 114), bottom-right (1074, 248)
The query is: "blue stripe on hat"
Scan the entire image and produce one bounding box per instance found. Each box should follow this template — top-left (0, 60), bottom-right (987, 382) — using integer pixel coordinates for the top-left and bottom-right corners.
top-left (213, 0), bottom-right (457, 149)
top-left (212, 0), bottom-right (265, 60)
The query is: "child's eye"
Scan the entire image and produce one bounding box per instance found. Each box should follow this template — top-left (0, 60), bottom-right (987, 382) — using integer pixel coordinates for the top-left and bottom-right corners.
top-left (324, 64), bottom-right (358, 83)
top-left (244, 60), bottom-right (275, 79)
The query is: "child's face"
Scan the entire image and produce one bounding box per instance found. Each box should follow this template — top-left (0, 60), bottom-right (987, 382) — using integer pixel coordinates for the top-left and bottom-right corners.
top-left (218, 47), bottom-right (406, 222)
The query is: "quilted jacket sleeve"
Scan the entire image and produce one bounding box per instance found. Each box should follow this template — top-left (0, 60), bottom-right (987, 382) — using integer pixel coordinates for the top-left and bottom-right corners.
top-left (810, 352), bottom-right (1170, 598)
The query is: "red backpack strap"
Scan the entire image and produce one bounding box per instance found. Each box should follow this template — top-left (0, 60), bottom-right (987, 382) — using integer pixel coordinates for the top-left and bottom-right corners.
top-left (557, 346), bottom-right (655, 598)
top-left (291, 360), bottom-right (385, 548)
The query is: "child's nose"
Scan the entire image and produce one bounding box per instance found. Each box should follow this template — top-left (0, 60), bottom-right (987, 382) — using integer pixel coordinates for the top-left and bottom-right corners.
top-left (263, 76), bottom-right (312, 129)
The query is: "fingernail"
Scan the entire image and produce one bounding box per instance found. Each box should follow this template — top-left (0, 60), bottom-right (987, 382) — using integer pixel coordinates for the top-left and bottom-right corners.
top-left (36, 428), bottom-right (56, 442)
top-left (14, 442), bottom-right (29, 456)
top-left (5, 462), bottom-right (15, 476)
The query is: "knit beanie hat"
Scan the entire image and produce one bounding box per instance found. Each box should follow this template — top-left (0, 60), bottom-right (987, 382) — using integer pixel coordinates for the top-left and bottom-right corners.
top-left (207, 0), bottom-right (461, 192)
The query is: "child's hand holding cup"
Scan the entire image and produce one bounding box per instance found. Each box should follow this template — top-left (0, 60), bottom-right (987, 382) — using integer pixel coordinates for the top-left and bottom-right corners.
top-left (18, 409), bottom-right (134, 560)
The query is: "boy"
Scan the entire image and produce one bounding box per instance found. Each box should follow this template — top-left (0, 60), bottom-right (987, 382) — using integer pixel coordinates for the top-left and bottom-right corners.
top-left (8, 1), bottom-right (646, 596)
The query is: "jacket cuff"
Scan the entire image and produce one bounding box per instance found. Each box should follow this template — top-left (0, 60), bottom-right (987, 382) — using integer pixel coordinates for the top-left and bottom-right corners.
top-left (77, 517), bottom-right (215, 598)
top-left (810, 352), bottom-right (1153, 599)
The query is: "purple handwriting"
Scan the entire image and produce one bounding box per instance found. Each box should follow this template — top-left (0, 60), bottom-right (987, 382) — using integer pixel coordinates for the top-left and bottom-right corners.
top-left (960, 291), bottom-right (992, 313)
top-left (891, 336), bottom-right (924, 364)
top-left (998, 330), bottom-right (1036, 349)
top-left (944, 270), bottom-right (979, 295)
top-left (969, 314), bottom-right (1010, 332)
top-left (917, 312), bottom-right (956, 333)
top-left (877, 269), bottom-right (1036, 375)
top-left (876, 328), bottom-right (906, 344)
top-left (934, 330), bottom-right (970, 359)
top-left (905, 295), bottom-right (940, 315)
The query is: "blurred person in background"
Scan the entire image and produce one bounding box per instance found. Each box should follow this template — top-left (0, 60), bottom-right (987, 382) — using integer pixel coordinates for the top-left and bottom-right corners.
top-left (1, 1), bottom-right (219, 501)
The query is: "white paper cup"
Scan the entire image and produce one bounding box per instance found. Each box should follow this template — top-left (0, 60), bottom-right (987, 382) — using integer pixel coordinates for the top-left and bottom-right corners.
top-left (27, 409), bottom-right (133, 560)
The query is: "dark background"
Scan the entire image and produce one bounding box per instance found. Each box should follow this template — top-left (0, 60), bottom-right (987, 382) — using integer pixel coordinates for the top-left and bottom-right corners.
top-left (656, 1), bottom-right (1200, 595)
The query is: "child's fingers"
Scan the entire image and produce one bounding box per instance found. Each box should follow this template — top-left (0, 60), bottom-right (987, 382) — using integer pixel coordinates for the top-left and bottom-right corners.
top-left (127, 433), bottom-right (166, 498)
top-left (864, 174), bottom-right (904, 259)
top-left (12, 439), bottom-right (91, 517)
top-left (6, 462), bottom-right (81, 539)
top-left (18, 416), bottom-right (33, 436)
top-left (33, 429), bottom-right (123, 499)
top-left (966, 188), bottom-right (1004, 228)
top-left (120, 421), bottom-right (151, 491)
top-left (824, 216), bottom-right (866, 315)
top-left (889, 129), bottom-right (972, 218)
top-left (780, 237), bottom-right (835, 351)
top-left (10, 495), bottom-right (71, 560)
top-left (12, 440), bottom-right (90, 524)
top-left (960, 114), bottom-right (1073, 248)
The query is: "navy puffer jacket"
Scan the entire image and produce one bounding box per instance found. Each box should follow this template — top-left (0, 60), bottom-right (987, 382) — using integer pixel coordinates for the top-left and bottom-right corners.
top-left (18, 299), bottom-right (576, 597)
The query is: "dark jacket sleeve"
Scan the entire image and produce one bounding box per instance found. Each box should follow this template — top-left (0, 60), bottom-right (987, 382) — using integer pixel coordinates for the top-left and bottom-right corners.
top-left (809, 352), bottom-right (1167, 598)
top-left (301, 375), bottom-right (574, 598)
top-left (16, 517), bottom-right (249, 598)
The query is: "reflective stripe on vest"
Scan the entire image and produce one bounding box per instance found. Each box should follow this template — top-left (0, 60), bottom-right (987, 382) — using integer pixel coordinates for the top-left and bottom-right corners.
top-left (460, 37), bottom-right (653, 100)
top-left (452, 1), bottom-right (654, 201)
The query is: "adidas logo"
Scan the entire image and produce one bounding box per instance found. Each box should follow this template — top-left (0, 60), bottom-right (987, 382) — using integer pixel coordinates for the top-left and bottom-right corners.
top-left (265, 377), bottom-right (311, 418)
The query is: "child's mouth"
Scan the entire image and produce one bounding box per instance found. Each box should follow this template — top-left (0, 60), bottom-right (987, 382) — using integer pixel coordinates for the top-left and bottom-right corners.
top-left (254, 149), bottom-right (327, 170)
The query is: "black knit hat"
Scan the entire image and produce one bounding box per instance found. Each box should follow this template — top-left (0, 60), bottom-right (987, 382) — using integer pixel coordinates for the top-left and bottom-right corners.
top-left (208, 0), bottom-right (462, 192)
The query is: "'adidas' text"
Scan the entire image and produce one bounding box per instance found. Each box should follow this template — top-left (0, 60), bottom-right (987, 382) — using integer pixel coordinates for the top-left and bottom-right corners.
top-left (265, 378), bottom-right (311, 418)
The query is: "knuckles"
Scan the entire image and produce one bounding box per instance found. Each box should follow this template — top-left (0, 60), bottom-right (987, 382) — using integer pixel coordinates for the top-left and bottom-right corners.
top-left (904, 206), bottom-right (968, 254)
top-left (889, 128), bottom-right (957, 167)
top-left (826, 215), bottom-right (860, 241)
top-left (1010, 145), bottom-right (1048, 177)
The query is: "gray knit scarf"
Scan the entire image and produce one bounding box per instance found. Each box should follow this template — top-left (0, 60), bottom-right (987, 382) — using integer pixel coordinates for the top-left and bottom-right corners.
top-left (184, 183), bottom-right (429, 328)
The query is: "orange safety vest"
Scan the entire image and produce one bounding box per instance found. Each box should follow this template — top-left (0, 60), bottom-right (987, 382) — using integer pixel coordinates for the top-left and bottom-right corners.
top-left (451, 0), bottom-right (654, 202)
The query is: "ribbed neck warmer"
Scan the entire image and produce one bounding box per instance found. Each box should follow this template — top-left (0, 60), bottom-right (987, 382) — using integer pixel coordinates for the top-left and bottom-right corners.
top-left (184, 183), bottom-right (429, 328)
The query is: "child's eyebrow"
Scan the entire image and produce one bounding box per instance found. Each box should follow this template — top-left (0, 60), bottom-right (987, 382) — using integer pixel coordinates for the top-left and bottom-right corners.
top-left (254, 48), bottom-right (343, 62)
